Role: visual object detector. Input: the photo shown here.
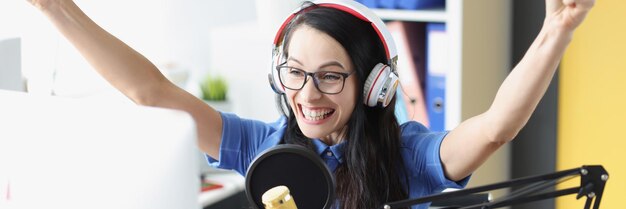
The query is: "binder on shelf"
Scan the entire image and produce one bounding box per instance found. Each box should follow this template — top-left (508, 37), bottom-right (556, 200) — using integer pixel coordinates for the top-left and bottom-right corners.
top-left (355, 0), bottom-right (378, 8)
top-left (357, 0), bottom-right (444, 10)
top-left (387, 21), bottom-right (429, 126)
top-left (397, 0), bottom-right (445, 10)
top-left (425, 23), bottom-right (447, 131)
top-left (377, 0), bottom-right (397, 9)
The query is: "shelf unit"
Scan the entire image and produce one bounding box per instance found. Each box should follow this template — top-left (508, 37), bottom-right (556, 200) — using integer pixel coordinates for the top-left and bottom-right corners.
top-left (372, 8), bottom-right (446, 22)
top-left (374, 0), bottom-right (513, 197)
top-left (374, 0), bottom-right (511, 130)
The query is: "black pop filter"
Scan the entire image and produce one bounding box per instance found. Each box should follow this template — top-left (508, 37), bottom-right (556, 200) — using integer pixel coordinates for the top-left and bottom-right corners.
top-left (245, 144), bottom-right (335, 209)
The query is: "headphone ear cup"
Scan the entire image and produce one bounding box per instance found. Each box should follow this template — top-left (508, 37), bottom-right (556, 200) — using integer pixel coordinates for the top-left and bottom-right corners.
top-left (381, 73), bottom-right (399, 107)
top-left (268, 73), bottom-right (284, 94)
top-left (363, 63), bottom-right (389, 107)
top-left (269, 49), bottom-right (286, 94)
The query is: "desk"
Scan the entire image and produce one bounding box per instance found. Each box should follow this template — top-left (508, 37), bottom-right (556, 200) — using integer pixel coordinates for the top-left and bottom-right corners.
top-left (199, 169), bottom-right (246, 208)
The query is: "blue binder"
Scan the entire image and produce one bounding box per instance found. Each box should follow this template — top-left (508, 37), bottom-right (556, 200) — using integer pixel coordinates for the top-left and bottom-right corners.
top-left (425, 23), bottom-right (447, 131)
top-left (356, 0), bottom-right (378, 8)
top-left (377, 0), bottom-right (397, 9)
top-left (397, 0), bottom-right (445, 10)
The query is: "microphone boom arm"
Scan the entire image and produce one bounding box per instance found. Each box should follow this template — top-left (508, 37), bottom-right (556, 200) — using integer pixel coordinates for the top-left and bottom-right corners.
top-left (383, 165), bottom-right (609, 209)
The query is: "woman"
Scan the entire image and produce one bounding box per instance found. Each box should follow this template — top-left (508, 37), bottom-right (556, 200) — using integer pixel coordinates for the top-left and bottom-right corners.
top-left (26, 0), bottom-right (594, 208)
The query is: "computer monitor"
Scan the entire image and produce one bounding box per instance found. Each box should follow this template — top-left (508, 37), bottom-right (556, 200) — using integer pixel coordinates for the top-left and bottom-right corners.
top-left (0, 90), bottom-right (200, 209)
top-left (0, 37), bottom-right (25, 92)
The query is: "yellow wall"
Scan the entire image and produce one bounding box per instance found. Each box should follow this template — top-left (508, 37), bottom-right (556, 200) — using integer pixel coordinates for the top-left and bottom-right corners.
top-left (558, 0), bottom-right (626, 208)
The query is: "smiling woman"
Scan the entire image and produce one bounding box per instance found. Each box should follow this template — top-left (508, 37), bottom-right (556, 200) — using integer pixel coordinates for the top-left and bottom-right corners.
top-left (268, 6), bottom-right (413, 208)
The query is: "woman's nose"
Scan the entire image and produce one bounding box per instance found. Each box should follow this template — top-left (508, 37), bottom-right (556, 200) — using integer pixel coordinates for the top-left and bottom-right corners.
top-left (298, 77), bottom-right (323, 101)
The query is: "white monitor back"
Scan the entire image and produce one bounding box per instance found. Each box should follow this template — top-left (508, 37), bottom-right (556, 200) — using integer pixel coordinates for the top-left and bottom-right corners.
top-left (0, 90), bottom-right (200, 209)
top-left (0, 38), bottom-right (24, 92)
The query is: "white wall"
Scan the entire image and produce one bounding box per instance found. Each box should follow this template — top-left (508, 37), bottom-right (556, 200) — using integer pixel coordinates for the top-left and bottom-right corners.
top-left (0, 0), bottom-right (301, 121)
top-left (161, 0), bottom-right (258, 81)
top-left (207, 0), bottom-right (305, 122)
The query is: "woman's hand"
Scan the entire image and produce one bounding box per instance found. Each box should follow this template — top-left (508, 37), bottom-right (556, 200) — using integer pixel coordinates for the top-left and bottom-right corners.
top-left (26, 0), bottom-right (62, 11)
top-left (546, 0), bottom-right (595, 33)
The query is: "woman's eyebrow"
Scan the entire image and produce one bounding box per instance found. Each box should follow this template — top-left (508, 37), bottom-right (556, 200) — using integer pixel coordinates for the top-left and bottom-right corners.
top-left (287, 57), bottom-right (346, 70)
top-left (286, 57), bottom-right (303, 66)
top-left (318, 61), bottom-right (345, 70)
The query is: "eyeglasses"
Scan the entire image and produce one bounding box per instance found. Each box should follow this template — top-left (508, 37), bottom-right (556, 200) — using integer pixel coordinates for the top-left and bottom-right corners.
top-left (276, 65), bottom-right (354, 94)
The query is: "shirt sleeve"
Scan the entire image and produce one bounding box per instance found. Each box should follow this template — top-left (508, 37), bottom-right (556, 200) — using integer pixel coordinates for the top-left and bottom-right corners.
top-left (400, 121), bottom-right (470, 194)
top-left (205, 112), bottom-right (286, 175)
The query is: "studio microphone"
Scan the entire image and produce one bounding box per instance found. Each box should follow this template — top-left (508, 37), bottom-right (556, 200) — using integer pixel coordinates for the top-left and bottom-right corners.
top-left (262, 185), bottom-right (298, 209)
top-left (245, 144), bottom-right (335, 209)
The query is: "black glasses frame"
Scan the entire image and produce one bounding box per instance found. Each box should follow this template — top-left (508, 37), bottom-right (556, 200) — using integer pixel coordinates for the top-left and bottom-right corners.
top-left (276, 65), bottom-right (354, 95)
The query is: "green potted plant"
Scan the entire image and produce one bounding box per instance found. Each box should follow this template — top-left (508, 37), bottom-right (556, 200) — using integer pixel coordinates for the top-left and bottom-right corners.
top-left (200, 74), bottom-right (230, 112)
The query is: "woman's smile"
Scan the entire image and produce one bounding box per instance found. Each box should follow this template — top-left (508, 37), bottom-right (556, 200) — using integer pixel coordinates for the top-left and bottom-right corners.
top-left (299, 104), bottom-right (336, 124)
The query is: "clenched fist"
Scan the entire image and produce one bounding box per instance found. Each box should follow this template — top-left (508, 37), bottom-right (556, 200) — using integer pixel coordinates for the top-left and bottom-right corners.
top-left (546, 0), bottom-right (595, 32)
top-left (26, 0), bottom-right (66, 11)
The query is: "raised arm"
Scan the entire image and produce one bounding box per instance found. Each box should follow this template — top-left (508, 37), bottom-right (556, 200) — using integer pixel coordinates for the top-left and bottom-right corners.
top-left (28, 0), bottom-right (223, 158)
top-left (440, 0), bottom-right (595, 181)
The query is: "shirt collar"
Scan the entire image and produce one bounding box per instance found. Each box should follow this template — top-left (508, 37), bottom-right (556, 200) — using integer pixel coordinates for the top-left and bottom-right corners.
top-left (311, 139), bottom-right (347, 163)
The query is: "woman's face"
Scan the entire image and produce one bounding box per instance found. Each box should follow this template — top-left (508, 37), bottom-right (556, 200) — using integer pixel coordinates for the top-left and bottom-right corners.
top-left (284, 25), bottom-right (358, 144)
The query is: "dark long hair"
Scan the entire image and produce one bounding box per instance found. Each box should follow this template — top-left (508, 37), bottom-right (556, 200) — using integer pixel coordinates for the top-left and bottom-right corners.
top-left (275, 3), bottom-right (409, 209)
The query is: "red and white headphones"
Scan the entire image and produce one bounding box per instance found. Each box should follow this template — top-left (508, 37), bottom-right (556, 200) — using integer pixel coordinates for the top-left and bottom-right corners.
top-left (267, 0), bottom-right (399, 108)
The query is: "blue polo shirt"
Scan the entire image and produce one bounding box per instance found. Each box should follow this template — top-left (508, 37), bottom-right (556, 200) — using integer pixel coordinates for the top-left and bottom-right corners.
top-left (207, 112), bottom-right (469, 209)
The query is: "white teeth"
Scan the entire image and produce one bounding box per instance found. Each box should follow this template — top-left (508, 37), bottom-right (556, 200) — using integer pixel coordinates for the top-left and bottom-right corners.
top-left (302, 107), bottom-right (333, 121)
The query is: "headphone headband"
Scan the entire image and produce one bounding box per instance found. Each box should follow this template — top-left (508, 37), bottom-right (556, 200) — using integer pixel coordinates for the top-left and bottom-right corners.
top-left (269, 0), bottom-right (400, 108)
top-left (272, 0), bottom-right (397, 67)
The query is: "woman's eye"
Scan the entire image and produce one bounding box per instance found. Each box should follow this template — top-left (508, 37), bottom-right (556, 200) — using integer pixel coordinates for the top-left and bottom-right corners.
top-left (321, 73), bottom-right (342, 81)
top-left (288, 69), bottom-right (305, 77)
